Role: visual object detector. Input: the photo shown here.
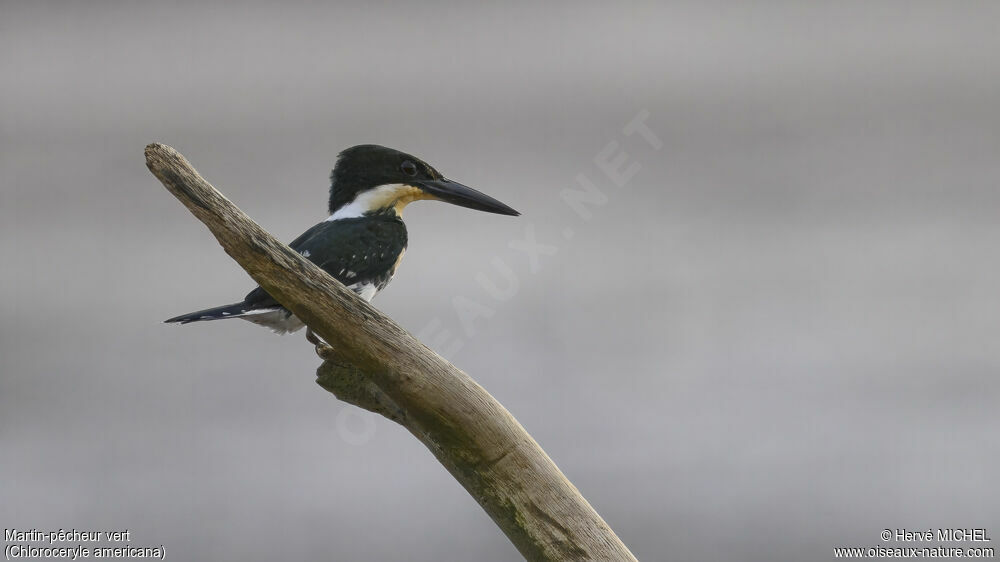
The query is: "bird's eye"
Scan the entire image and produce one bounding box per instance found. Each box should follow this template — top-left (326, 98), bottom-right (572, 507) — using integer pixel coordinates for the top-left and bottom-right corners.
top-left (401, 161), bottom-right (418, 176)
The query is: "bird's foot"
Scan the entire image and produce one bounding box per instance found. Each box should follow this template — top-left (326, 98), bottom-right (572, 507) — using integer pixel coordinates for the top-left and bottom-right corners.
top-left (306, 327), bottom-right (338, 360)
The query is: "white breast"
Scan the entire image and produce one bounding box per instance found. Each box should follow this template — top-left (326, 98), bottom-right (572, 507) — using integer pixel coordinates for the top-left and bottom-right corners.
top-left (349, 282), bottom-right (380, 302)
top-left (237, 279), bottom-right (383, 335)
top-left (239, 308), bottom-right (307, 334)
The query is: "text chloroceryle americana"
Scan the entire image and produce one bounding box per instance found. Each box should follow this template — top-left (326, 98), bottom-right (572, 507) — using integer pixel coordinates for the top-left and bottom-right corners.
top-left (165, 145), bottom-right (519, 334)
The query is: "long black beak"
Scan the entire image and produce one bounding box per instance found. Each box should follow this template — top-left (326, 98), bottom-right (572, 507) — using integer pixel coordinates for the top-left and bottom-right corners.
top-left (416, 178), bottom-right (520, 216)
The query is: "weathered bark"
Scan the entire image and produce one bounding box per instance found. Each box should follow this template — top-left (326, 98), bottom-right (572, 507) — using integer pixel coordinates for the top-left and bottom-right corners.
top-left (146, 143), bottom-right (637, 561)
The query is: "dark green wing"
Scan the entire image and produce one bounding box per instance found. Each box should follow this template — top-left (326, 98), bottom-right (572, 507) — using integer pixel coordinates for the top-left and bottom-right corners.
top-left (243, 215), bottom-right (407, 309)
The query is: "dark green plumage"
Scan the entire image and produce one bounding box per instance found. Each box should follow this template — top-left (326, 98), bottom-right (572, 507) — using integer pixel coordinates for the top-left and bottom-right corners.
top-left (244, 214), bottom-right (407, 309)
top-left (165, 144), bottom-right (517, 334)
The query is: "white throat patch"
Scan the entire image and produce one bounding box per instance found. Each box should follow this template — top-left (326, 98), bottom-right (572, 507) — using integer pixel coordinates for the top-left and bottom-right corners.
top-left (326, 183), bottom-right (429, 221)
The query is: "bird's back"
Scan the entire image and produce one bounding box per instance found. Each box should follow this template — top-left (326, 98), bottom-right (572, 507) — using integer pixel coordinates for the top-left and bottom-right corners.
top-left (165, 214), bottom-right (407, 333)
top-left (246, 213), bottom-right (409, 308)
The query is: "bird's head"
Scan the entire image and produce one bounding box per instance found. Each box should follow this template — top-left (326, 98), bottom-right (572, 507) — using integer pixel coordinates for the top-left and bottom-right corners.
top-left (327, 145), bottom-right (519, 219)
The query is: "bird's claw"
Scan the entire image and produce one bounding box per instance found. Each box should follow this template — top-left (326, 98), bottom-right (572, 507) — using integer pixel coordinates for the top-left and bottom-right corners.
top-left (306, 328), bottom-right (338, 360)
top-left (305, 327), bottom-right (322, 346)
top-left (315, 343), bottom-right (338, 360)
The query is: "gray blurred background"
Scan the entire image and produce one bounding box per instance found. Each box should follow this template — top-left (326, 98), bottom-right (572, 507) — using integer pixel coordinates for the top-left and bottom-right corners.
top-left (2, 1), bottom-right (998, 560)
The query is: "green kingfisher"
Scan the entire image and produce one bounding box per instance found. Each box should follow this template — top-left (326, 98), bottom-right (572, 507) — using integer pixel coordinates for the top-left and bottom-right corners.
top-left (165, 145), bottom-right (519, 333)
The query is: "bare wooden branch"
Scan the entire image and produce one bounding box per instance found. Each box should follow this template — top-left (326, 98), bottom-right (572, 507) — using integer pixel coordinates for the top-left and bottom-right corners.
top-left (146, 143), bottom-right (637, 561)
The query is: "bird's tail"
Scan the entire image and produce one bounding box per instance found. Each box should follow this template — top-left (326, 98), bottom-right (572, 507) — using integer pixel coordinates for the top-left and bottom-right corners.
top-left (164, 302), bottom-right (248, 324)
